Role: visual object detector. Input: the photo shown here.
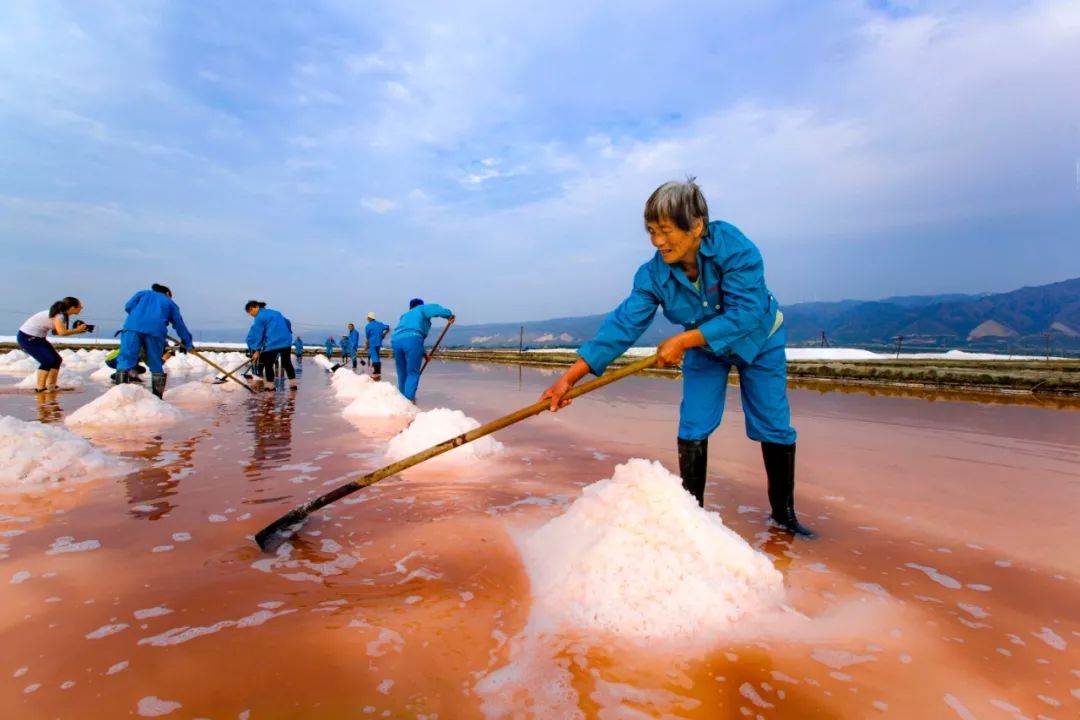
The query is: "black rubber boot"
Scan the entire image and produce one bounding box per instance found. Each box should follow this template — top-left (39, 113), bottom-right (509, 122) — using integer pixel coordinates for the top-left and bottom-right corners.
top-left (677, 437), bottom-right (708, 507)
top-left (372, 361), bottom-right (382, 379)
top-left (113, 370), bottom-right (128, 385)
top-left (761, 442), bottom-right (815, 538)
top-left (151, 373), bottom-right (167, 399)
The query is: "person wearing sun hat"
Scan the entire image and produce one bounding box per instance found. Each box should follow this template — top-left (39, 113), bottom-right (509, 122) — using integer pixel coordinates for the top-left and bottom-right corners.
top-left (363, 311), bottom-right (390, 380)
top-left (390, 298), bottom-right (454, 401)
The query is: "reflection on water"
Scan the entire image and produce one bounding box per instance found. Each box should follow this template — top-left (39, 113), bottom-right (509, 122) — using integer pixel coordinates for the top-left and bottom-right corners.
top-left (244, 393), bottom-right (295, 481)
top-left (34, 393), bottom-right (64, 425)
top-left (0, 362), bottom-right (1076, 719)
top-left (791, 377), bottom-right (1080, 410)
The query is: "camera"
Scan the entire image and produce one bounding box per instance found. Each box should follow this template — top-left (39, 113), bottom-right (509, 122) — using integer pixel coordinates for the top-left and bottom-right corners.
top-left (73, 320), bottom-right (96, 332)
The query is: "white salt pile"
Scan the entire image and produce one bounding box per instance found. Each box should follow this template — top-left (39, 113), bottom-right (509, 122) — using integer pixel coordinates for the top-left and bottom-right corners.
top-left (330, 368), bottom-right (372, 401)
top-left (164, 378), bottom-right (246, 405)
top-left (383, 408), bottom-right (503, 464)
top-left (0, 350), bottom-right (37, 376)
top-left (14, 368), bottom-right (83, 389)
top-left (519, 458), bottom-right (785, 643)
top-left (341, 383), bottom-right (416, 418)
top-left (313, 354), bottom-right (332, 370)
top-left (0, 415), bottom-right (133, 489)
top-left (65, 385), bottom-right (184, 428)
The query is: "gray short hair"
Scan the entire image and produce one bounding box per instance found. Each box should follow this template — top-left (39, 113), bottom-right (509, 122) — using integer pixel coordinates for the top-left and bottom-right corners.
top-left (643, 177), bottom-right (709, 232)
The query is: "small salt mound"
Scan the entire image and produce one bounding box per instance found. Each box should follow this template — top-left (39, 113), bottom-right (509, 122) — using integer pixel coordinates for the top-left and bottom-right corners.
top-left (164, 354), bottom-right (213, 375)
top-left (0, 415), bottom-right (133, 489)
top-left (313, 354), bottom-right (332, 370)
top-left (341, 382), bottom-right (417, 418)
top-left (519, 458), bottom-right (785, 643)
top-left (164, 379), bottom-right (246, 405)
top-left (89, 365), bottom-right (116, 383)
top-left (65, 385), bottom-right (184, 428)
top-left (15, 368), bottom-right (82, 389)
top-left (331, 369), bottom-right (372, 401)
top-left (384, 408), bottom-right (503, 464)
top-left (0, 351), bottom-right (40, 376)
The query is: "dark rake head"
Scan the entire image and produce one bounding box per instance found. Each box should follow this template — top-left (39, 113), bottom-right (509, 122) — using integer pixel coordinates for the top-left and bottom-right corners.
top-left (254, 511), bottom-right (308, 552)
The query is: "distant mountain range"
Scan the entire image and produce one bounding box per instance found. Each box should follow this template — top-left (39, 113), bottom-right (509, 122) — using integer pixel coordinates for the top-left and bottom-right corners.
top-left (441, 277), bottom-right (1080, 354)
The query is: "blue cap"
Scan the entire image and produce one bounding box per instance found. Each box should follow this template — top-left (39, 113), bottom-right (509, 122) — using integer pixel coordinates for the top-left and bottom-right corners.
top-left (409, 297), bottom-right (424, 309)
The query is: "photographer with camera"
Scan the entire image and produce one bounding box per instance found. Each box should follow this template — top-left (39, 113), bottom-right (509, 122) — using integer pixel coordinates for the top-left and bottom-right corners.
top-left (16, 296), bottom-right (92, 392)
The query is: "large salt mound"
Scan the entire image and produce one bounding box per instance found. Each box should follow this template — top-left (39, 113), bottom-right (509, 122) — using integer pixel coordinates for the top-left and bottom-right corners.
top-left (0, 415), bottom-right (134, 489)
top-left (341, 382), bottom-right (417, 418)
top-left (383, 408), bottom-right (503, 464)
top-left (519, 458), bottom-right (785, 643)
top-left (65, 385), bottom-right (184, 427)
top-left (331, 368), bottom-right (372, 401)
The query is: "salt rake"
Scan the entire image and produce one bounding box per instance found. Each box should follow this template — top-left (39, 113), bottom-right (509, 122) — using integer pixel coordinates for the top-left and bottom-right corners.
top-left (254, 353), bottom-right (659, 552)
top-left (167, 336), bottom-right (255, 393)
top-left (419, 317), bottom-right (455, 376)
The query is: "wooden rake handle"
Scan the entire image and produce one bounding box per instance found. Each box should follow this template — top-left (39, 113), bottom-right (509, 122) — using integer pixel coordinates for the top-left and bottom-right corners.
top-left (419, 317), bottom-right (455, 376)
top-left (167, 336), bottom-right (254, 393)
top-left (255, 353), bottom-right (659, 551)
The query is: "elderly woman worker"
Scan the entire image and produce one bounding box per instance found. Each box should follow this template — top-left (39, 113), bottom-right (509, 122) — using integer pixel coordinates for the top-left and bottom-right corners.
top-left (16, 297), bottom-right (92, 392)
top-left (541, 179), bottom-right (813, 537)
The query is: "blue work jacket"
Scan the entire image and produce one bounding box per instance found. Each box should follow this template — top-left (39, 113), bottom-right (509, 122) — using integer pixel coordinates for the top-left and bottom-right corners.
top-left (122, 290), bottom-right (193, 347)
top-left (324, 339), bottom-right (335, 354)
top-left (391, 304), bottom-right (453, 341)
top-left (294, 339), bottom-right (304, 354)
top-left (348, 328), bottom-right (360, 349)
top-left (246, 308), bottom-right (293, 352)
top-left (578, 221), bottom-right (781, 374)
top-left (340, 338), bottom-right (354, 355)
top-left (365, 320), bottom-right (390, 348)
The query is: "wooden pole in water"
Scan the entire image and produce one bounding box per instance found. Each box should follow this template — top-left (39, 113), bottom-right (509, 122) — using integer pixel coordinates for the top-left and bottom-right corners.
top-left (254, 354), bottom-right (659, 551)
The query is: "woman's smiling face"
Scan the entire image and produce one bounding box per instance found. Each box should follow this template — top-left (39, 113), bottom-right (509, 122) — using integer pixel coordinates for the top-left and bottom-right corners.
top-left (647, 215), bottom-right (704, 266)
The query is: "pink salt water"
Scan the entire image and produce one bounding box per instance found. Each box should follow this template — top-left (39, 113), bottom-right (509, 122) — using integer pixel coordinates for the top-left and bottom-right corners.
top-left (1, 360), bottom-right (1078, 719)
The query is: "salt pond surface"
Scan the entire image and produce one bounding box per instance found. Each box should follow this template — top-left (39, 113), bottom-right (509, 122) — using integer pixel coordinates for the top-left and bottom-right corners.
top-left (0, 357), bottom-right (1077, 718)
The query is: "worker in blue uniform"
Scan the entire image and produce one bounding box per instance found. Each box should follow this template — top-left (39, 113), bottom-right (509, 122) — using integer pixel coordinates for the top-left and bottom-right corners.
top-left (245, 300), bottom-right (296, 391)
top-left (390, 298), bottom-right (454, 402)
top-left (339, 334), bottom-right (354, 368)
top-left (346, 323), bottom-right (361, 369)
top-left (363, 311), bottom-right (390, 379)
top-left (116, 283), bottom-right (193, 398)
top-left (324, 336), bottom-right (336, 359)
top-left (541, 179), bottom-right (813, 537)
top-left (294, 337), bottom-right (304, 365)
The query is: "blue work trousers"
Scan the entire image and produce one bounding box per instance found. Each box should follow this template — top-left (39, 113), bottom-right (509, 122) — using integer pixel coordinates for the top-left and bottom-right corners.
top-left (678, 327), bottom-right (796, 444)
top-left (368, 346), bottom-right (382, 364)
top-left (117, 331), bottom-right (166, 373)
top-left (392, 334), bottom-right (425, 401)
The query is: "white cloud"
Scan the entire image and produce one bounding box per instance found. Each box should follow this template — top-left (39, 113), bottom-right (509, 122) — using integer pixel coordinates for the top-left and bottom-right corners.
top-left (360, 197), bottom-right (398, 213)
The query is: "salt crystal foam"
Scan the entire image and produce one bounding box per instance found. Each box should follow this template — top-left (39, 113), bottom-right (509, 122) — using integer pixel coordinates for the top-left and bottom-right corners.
top-left (312, 354), bottom-right (332, 370)
top-left (383, 408), bottom-right (503, 464)
top-left (65, 385), bottom-right (184, 428)
top-left (0, 415), bottom-right (134, 489)
top-left (519, 458), bottom-right (785, 643)
top-left (341, 382), bottom-right (416, 418)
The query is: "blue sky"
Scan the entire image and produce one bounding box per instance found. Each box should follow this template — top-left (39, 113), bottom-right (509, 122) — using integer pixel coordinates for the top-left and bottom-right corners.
top-left (1, 0), bottom-right (1078, 338)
